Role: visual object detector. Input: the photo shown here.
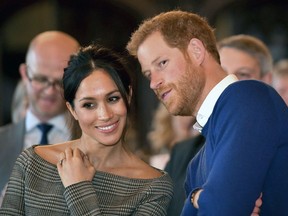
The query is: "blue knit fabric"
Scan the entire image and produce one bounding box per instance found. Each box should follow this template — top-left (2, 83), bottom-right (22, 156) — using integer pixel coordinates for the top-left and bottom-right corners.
top-left (181, 80), bottom-right (288, 216)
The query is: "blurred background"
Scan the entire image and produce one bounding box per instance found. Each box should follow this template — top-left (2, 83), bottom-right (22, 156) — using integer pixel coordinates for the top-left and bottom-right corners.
top-left (1, 0), bottom-right (288, 153)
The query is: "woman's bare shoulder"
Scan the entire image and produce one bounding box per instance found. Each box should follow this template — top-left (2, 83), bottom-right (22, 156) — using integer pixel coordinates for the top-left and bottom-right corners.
top-left (34, 141), bottom-right (74, 165)
top-left (129, 156), bottom-right (163, 179)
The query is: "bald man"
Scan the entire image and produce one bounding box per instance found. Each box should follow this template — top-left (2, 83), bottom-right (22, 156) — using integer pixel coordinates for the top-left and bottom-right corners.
top-left (0, 31), bottom-right (79, 204)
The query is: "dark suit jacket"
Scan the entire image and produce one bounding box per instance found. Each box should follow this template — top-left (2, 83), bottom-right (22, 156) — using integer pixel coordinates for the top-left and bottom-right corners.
top-left (0, 119), bottom-right (25, 192)
top-left (165, 134), bottom-right (205, 216)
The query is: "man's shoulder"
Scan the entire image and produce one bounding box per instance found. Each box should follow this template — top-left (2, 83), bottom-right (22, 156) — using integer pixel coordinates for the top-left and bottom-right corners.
top-left (0, 122), bottom-right (16, 132)
top-left (219, 80), bottom-right (280, 107)
top-left (0, 119), bottom-right (25, 144)
top-left (227, 80), bottom-right (272, 94)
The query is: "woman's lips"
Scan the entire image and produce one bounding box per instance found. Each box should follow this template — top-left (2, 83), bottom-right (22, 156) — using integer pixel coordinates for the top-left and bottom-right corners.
top-left (96, 121), bottom-right (119, 133)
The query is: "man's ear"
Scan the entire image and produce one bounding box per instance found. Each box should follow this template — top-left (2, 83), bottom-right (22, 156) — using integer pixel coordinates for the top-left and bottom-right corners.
top-left (66, 102), bottom-right (78, 120)
top-left (187, 38), bottom-right (205, 65)
top-left (19, 63), bottom-right (28, 81)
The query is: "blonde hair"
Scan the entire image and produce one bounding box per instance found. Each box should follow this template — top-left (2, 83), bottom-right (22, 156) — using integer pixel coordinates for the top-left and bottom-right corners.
top-left (217, 34), bottom-right (273, 77)
top-left (273, 59), bottom-right (288, 77)
top-left (148, 103), bottom-right (197, 154)
top-left (148, 103), bottom-right (175, 153)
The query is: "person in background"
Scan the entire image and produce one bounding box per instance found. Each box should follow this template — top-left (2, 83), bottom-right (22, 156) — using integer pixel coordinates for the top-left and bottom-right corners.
top-left (272, 59), bottom-right (288, 105)
top-left (11, 80), bottom-right (28, 123)
top-left (148, 102), bottom-right (197, 169)
top-left (0, 44), bottom-right (173, 215)
top-left (164, 134), bottom-right (205, 216)
top-left (0, 31), bottom-right (79, 205)
top-left (217, 34), bottom-right (272, 84)
top-left (127, 10), bottom-right (287, 215)
top-left (163, 33), bottom-right (274, 216)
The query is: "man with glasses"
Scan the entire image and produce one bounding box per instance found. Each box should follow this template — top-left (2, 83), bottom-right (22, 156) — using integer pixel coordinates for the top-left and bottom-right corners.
top-left (0, 31), bottom-right (79, 205)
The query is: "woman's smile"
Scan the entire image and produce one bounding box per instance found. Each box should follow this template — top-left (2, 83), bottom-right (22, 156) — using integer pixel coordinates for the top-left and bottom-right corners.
top-left (96, 120), bottom-right (119, 133)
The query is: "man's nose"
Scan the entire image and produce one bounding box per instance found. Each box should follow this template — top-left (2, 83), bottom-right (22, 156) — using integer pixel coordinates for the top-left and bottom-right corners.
top-left (150, 72), bottom-right (163, 90)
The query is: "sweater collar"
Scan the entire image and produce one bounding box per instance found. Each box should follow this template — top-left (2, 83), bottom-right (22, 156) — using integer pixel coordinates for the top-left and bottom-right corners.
top-left (193, 74), bottom-right (238, 132)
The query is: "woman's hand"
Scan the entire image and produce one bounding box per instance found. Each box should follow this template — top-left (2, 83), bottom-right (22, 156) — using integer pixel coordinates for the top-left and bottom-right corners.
top-left (57, 147), bottom-right (96, 187)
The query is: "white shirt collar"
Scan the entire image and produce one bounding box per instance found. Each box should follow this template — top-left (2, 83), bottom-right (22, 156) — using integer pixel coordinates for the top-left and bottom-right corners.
top-left (194, 74), bottom-right (238, 132)
top-left (25, 109), bottom-right (70, 134)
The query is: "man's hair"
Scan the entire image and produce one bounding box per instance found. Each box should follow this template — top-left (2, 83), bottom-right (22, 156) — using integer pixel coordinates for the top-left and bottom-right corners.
top-left (217, 34), bottom-right (273, 77)
top-left (273, 59), bottom-right (288, 77)
top-left (126, 10), bottom-right (220, 63)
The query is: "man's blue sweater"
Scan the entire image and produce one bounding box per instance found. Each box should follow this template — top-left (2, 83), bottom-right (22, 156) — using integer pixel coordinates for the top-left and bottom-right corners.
top-left (181, 80), bottom-right (288, 216)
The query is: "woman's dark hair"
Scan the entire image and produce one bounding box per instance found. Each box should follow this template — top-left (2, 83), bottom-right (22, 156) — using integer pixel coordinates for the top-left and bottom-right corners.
top-left (63, 44), bottom-right (135, 140)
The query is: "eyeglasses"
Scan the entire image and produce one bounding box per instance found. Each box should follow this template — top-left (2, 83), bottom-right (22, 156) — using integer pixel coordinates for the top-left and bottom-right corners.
top-left (26, 66), bottom-right (63, 91)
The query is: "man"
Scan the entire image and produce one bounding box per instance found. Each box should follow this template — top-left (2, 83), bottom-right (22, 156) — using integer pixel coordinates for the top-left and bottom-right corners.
top-left (217, 34), bottom-right (272, 83)
top-left (0, 31), bottom-right (79, 204)
top-left (272, 59), bottom-right (288, 105)
top-left (127, 10), bottom-right (288, 215)
top-left (163, 34), bottom-right (273, 216)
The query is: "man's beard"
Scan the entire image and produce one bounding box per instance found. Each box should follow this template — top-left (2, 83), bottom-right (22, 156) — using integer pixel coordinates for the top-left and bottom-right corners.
top-left (163, 63), bottom-right (205, 117)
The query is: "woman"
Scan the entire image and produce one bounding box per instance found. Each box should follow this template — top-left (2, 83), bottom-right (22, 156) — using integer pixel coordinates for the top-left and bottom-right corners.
top-left (0, 45), bottom-right (173, 215)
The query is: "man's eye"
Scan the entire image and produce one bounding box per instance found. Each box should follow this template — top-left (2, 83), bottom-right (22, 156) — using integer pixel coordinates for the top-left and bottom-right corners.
top-left (237, 73), bottom-right (251, 80)
top-left (145, 73), bottom-right (151, 80)
top-left (34, 76), bottom-right (48, 83)
top-left (143, 71), bottom-right (151, 80)
top-left (55, 80), bottom-right (63, 87)
top-left (159, 60), bottom-right (168, 68)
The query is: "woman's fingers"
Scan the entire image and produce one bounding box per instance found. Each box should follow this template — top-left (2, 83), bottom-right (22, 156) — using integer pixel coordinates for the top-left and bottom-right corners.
top-left (59, 147), bottom-right (89, 167)
top-left (58, 152), bottom-right (66, 166)
top-left (58, 147), bottom-right (93, 170)
top-left (83, 154), bottom-right (91, 167)
top-left (59, 152), bottom-right (65, 161)
top-left (74, 148), bottom-right (93, 168)
top-left (64, 147), bottom-right (73, 160)
top-left (73, 147), bottom-right (85, 159)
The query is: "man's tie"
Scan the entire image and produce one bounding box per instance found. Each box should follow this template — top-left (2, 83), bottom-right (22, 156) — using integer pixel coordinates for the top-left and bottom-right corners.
top-left (37, 123), bottom-right (53, 145)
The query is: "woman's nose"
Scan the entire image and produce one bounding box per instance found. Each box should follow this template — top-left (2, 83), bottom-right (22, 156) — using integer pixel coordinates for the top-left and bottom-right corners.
top-left (97, 104), bottom-right (113, 120)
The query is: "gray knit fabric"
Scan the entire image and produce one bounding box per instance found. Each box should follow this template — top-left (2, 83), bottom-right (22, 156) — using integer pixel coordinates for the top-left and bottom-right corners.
top-left (0, 147), bottom-right (173, 215)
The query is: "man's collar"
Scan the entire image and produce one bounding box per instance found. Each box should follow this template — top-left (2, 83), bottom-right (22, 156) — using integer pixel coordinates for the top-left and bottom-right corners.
top-left (25, 110), bottom-right (70, 134)
top-left (193, 74), bottom-right (238, 132)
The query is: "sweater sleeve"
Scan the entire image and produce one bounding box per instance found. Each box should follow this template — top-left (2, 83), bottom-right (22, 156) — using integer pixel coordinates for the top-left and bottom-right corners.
top-left (196, 82), bottom-right (283, 215)
top-left (133, 175), bottom-right (174, 216)
top-left (64, 181), bottom-right (101, 216)
top-left (0, 151), bottom-right (28, 215)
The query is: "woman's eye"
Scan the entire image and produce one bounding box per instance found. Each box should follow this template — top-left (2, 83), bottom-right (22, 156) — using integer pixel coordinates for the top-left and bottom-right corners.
top-left (108, 96), bottom-right (120, 103)
top-left (83, 103), bottom-right (94, 109)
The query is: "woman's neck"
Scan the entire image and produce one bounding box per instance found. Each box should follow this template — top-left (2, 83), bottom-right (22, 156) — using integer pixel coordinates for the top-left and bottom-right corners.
top-left (73, 137), bottom-right (132, 171)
